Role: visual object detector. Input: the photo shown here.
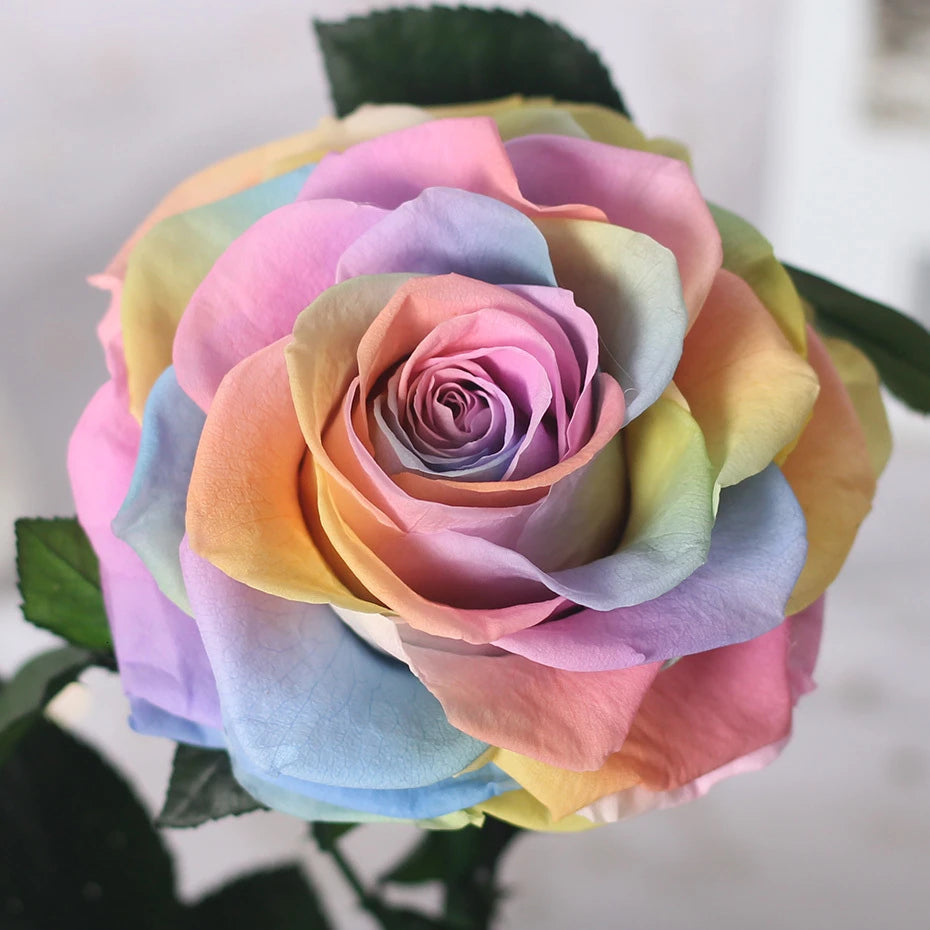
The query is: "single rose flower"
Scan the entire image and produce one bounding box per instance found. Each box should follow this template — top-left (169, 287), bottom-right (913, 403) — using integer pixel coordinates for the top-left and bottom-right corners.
top-left (69, 99), bottom-right (889, 829)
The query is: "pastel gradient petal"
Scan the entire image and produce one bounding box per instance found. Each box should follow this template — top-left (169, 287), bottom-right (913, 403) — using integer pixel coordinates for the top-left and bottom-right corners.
top-left (576, 597), bottom-right (824, 823)
top-left (179, 541), bottom-right (490, 791)
top-left (403, 644), bottom-right (660, 771)
top-left (229, 742), bottom-right (515, 821)
top-left (174, 199), bottom-right (385, 412)
top-left (336, 187), bottom-right (556, 287)
top-left (709, 204), bottom-right (807, 354)
top-left (824, 338), bottom-right (892, 478)
top-left (535, 217), bottom-right (688, 422)
top-left (614, 620), bottom-right (796, 791)
top-left (113, 367), bottom-right (204, 611)
top-left (494, 464), bottom-right (806, 670)
top-left (68, 381), bottom-right (221, 730)
top-left (507, 135), bottom-right (721, 320)
top-left (121, 166), bottom-right (311, 419)
top-left (674, 269), bottom-right (819, 486)
top-left (186, 338), bottom-right (377, 612)
top-left (783, 328), bottom-right (876, 613)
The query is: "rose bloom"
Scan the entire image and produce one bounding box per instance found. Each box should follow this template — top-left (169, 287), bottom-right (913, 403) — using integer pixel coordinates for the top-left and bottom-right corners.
top-left (69, 98), bottom-right (890, 830)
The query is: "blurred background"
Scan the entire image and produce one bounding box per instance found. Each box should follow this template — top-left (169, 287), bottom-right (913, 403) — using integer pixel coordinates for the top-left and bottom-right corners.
top-left (1, 0), bottom-right (928, 927)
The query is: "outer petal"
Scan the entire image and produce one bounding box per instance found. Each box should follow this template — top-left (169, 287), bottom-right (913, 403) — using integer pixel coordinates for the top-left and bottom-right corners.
top-left (174, 199), bottom-right (385, 412)
top-left (298, 117), bottom-right (602, 220)
top-left (674, 268), bottom-right (819, 486)
top-left (576, 596), bottom-right (824, 823)
top-left (613, 621), bottom-right (795, 791)
top-left (229, 745), bottom-right (515, 822)
top-left (782, 328), bottom-right (876, 613)
top-left (113, 367), bottom-right (204, 611)
top-left (121, 166), bottom-right (312, 419)
top-left (179, 541), bottom-right (490, 791)
top-left (403, 643), bottom-right (660, 772)
top-left (507, 135), bottom-right (721, 321)
top-left (67, 381), bottom-right (221, 730)
top-left (535, 217), bottom-right (688, 422)
top-left (709, 203), bottom-right (807, 354)
top-left (824, 337), bottom-right (892, 478)
top-left (494, 465), bottom-right (807, 670)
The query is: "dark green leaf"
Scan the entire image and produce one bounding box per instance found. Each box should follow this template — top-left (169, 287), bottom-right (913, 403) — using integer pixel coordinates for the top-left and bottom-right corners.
top-left (15, 517), bottom-right (113, 651)
top-left (309, 821), bottom-right (358, 851)
top-left (380, 819), bottom-right (523, 929)
top-left (0, 646), bottom-right (94, 767)
top-left (189, 866), bottom-right (332, 930)
top-left (0, 717), bottom-right (182, 930)
top-left (314, 6), bottom-right (629, 118)
top-left (158, 745), bottom-right (265, 828)
top-left (786, 264), bottom-right (930, 413)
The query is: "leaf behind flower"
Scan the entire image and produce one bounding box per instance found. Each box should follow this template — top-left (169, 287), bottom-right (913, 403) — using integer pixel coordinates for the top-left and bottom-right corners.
top-left (314, 6), bottom-right (630, 119)
top-left (787, 264), bottom-right (930, 413)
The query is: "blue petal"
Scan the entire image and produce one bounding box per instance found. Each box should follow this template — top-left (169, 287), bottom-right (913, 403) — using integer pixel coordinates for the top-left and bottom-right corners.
top-left (229, 737), bottom-right (517, 820)
top-left (335, 187), bottom-right (557, 287)
top-left (180, 541), bottom-right (490, 791)
top-left (129, 697), bottom-right (225, 748)
top-left (113, 366), bottom-right (204, 611)
top-left (496, 464), bottom-right (808, 670)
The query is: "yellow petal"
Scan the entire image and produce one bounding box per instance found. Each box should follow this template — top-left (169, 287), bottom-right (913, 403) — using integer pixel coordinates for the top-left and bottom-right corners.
top-left (709, 204), bottom-right (807, 355)
top-left (823, 337), bottom-right (892, 478)
top-left (476, 791), bottom-right (600, 832)
top-left (783, 328), bottom-right (877, 613)
top-left (675, 269), bottom-right (819, 486)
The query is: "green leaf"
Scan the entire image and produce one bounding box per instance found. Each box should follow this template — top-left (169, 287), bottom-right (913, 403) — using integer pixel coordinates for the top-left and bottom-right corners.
top-left (158, 745), bottom-right (265, 828)
top-left (15, 517), bottom-right (113, 651)
top-left (314, 6), bottom-right (629, 118)
top-left (786, 264), bottom-right (930, 413)
top-left (189, 866), bottom-right (333, 930)
top-left (380, 819), bottom-right (523, 930)
top-left (309, 820), bottom-right (358, 851)
top-left (0, 646), bottom-right (94, 767)
top-left (0, 717), bottom-right (183, 930)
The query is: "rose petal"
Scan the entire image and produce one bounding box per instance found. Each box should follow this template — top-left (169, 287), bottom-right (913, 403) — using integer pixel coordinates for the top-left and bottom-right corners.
top-left (403, 642), bottom-right (661, 771)
top-left (229, 748), bottom-right (515, 823)
top-left (112, 367), bottom-right (204, 612)
top-left (121, 166), bottom-right (311, 419)
top-left (782, 328), bottom-right (876, 613)
top-left (823, 338), bottom-right (892, 478)
top-left (493, 464), bottom-right (807, 670)
top-left (68, 381), bottom-right (221, 730)
top-left (507, 135), bottom-right (721, 321)
top-left (674, 268), bottom-right (819, 487)
top-left (614, 620), bottom-right (796, 791)
top-left (186, 338), bottom-right (378, 612)
top-left (336, 187), bottom-right (557, 287)
top-left (298, 117), bottom-right (601, 222)
top-left (535, 217), bottom-right (689, 422)
top-left (180, 540), bottom-right (491, 791)
top-left (174, 198), bottom-right (385, 412)
top-left (709, 204), bottom-right (807, 354)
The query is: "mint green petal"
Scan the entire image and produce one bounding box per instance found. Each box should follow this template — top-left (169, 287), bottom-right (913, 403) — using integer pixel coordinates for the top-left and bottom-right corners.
top-left (709, 203), bottom-right (807, 354)
top-left (121, 166), bottom-right (311, 419)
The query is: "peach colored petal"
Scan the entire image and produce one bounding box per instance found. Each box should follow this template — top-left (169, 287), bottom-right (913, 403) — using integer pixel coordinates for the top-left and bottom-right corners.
top-left (783, 328), bottom-right (877, 613)
top-left (186, 338), bottom-right (377, 613)
top-left (675, 268), bottom-right (819, 486)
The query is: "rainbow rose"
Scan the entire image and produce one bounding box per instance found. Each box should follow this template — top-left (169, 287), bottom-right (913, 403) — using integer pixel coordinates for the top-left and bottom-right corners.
top-left (69, 99), bottom-right (889, 829)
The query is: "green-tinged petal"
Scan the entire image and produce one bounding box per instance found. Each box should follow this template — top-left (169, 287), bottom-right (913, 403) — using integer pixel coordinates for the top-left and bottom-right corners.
top-left (121, 167), bottom-right (310, 419)
top-left (710, 203), bottom-right (807, 355)
top-left (675, 269), bottom-right (819, 486)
